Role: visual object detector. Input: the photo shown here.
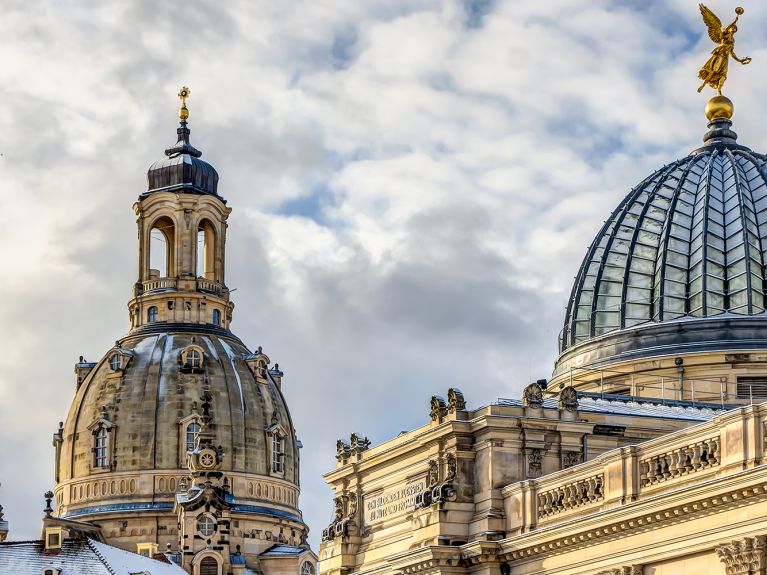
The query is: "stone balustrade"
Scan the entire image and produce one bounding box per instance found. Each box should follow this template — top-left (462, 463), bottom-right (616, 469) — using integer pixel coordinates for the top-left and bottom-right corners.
top-left (196, 278), bottom-right (222, 295)
top-left (503, 404), bottom-right (765, 536)
top-left (640, 436), bottom-right (720, 487)
top-left (142, 277), bottom-right (178, 293)
top-left (538, 474), bottom-right (604, 519)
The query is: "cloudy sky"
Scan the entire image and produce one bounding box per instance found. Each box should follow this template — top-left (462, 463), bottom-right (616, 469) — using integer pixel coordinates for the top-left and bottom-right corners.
top-left (1, 0), bottom-right (767, 549)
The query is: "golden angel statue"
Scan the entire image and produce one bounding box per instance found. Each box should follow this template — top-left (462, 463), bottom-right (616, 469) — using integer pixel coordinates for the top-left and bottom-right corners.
top-left (698, 5), bottom-right (751, 95)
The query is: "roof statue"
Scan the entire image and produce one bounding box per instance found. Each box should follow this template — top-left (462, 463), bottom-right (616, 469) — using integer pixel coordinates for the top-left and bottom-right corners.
top-left (697, 5), bottom-right (751, 106)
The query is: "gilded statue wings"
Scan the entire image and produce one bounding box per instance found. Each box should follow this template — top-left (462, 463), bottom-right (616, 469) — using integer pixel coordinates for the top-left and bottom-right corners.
top-left (700, 4), bottom-right (722, 43)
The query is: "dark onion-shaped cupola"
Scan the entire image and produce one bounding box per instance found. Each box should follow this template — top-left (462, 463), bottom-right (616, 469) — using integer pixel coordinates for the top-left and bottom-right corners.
top-left (145, 87), bottom-right (220, 197)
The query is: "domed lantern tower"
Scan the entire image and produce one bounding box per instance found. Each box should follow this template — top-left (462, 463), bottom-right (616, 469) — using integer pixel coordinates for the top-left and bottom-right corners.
top-left (552, 9), bottom-right (767, 406)
top-left (52, 89), bottom-right (314, 574)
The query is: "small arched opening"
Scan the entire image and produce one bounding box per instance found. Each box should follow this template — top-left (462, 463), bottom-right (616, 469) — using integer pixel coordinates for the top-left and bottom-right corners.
top-left (196, 219), bottom-right (216, 281)
top-left (199, 556), bottom-right (219, 575)
top-left (149, 216), bottom-right (175, 278)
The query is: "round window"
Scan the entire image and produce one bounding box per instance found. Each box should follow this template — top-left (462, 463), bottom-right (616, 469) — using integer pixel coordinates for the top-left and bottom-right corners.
top-left (197, 514), bottom-right (217, 537)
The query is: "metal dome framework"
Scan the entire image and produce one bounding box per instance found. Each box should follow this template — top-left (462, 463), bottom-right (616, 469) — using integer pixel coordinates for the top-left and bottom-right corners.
top-left (561, 146), bottom-right (767, 353)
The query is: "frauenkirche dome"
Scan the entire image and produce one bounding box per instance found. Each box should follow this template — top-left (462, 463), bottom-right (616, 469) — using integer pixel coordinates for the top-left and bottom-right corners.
top-left (51, 89), bottom-right (314, 574)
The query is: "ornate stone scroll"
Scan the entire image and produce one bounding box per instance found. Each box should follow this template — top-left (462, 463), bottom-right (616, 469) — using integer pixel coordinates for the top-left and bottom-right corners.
top-left (415, 453), bottom-right (458, 509)
top-left (447, 388), bottom-right (466, 412)
top-left (321, 494), bottom-right (359, 542)
top-left (430, 396), bottom-right (448, 422)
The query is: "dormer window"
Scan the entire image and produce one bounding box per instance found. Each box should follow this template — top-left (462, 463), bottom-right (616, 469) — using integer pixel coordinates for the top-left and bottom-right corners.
top-left (44, 527), bottom-right (64, 551)
top-left (147, 306), bottom-right (158, 323)
top-left (272, 433), bottom-right (284, 473)
top-left (180, 346), bottom-right (205, 373)
top-left (301, 562), bottom-right (316, 575)
top-left (212, 309), bottom-right (221, 326)
top-left (88, 415), bottom-right (116, 472)
top-left (94, 427), bottom-right (109, 468)
top-left (186, 421), bottom-right (201, 452)
top-left (109, 354), bottom-right (121, 371)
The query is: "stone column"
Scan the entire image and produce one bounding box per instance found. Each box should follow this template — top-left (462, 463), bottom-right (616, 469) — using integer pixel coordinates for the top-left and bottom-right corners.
top-left (716, 536), bottom-right (767, 575)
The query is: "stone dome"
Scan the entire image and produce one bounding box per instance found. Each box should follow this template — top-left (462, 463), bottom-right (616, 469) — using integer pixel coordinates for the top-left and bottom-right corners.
top-left (56, 326), bottom-right (301, 523)
top-left (146, 122), bottom-right (219, 197)
top-left (555, 114), bottom-right (767, 375)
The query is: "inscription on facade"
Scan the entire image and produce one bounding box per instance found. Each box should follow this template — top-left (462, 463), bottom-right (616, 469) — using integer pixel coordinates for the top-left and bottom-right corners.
top-left (364, 479), bottom-right (426, 524)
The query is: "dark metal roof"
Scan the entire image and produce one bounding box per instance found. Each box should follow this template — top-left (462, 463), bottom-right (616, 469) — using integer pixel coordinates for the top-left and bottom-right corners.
top-left (560, 118), bottom-right (767, 355)
top-left (496, 395), bottom-right (726, 421)
top-left (145, 121), bottom-right (220, 198)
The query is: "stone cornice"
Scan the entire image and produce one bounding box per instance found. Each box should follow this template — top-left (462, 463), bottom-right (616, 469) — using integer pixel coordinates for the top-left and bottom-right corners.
top-left (386, 545), bottom-right (462, 574)
top-left (494, 465), bottom-right (767, 561)
top-left (323, 419), bottom-right (475, 482)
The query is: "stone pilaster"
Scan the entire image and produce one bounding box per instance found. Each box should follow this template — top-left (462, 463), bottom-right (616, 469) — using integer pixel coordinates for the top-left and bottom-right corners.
top-left (717, 537), bottom-right (767, 575)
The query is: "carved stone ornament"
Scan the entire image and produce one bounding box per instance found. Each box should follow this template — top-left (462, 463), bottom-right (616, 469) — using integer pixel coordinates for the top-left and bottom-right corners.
top-left (336, 439), bottom-right (351, 462)
top-left (321, 494), bottom-right (358, 542)
top-left (558, 386), bottom-right (579, 412)
top-left (717, 536), bottom-right (767, 575)
top-left (350, 433), bottom-right (371, 454)
top-left (416, 457), bottom-right (458, 510)
top-left (523, 383), bottom-right (544, 408)
top-left (430, 396), bottom-right (448, 422)
top-left (527, 448), bottom-right (543, 478)
top-left (562, 450), bottom-right (582, 469)
top-left (447, 388), bottom-right (466, 412)
top-left (445, 453), bottom-right (457, 482)
top-left (427, 459), bottom-right (439, 488)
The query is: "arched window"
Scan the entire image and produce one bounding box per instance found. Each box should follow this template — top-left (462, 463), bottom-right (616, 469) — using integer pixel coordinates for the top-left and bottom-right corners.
top-left (148, 216), bottom-right (175, 278)
top-left (147, 306), bottom-right (158, 322)
top-left (109, 354), bottom-right (121, 371)
top-left (301, 562), bottom-right (316, 575)
top-left (272, 433), bottom-right (284, 473)
top-left (197, 514), bottom-right (217, 537)
top-left (196, 219), bottom-right (217, 280)
top-left (186, 422), bottom-right (201, 452)
top-left (187, 349), bottom-right (201, 368)
top-left (94, 427), bottom-right (109, 468)
top-left (212, 309), bottom-right (221, 326)
top-left (199, 557), bottom-right (218, 575)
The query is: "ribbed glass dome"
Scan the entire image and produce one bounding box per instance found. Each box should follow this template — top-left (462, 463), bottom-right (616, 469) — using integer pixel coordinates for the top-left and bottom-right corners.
top-left (560, 119), bottom-right (767, 353)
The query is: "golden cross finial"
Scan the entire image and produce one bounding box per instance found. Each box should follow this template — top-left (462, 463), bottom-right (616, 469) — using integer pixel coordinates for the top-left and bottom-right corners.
top-left (178, 86), bottom-right (191, 121)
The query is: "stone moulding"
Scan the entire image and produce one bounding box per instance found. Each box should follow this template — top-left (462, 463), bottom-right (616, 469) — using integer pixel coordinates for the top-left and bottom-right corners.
top-left (497, 467), bottom-right (767, 562)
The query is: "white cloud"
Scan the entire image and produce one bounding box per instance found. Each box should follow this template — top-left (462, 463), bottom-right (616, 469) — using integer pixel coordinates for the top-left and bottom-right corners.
top-left (1, 0), bottom-right (767, 551)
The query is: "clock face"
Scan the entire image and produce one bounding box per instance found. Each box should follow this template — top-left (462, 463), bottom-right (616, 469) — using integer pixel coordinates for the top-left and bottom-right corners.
top-left (199, 450), bottom-right (216, 469)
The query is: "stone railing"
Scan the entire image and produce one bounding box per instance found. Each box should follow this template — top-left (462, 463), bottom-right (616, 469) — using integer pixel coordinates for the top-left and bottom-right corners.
top-left (503, 404), bottom-right (765, 535)
top-left (538, 474), bottom-right (604, 519)
top-left (141, 277), bottom-right (178, 293)
top-left (640, 436), bottom-right (720, 488)
top-left (196, 278), bottom-right (222, 295)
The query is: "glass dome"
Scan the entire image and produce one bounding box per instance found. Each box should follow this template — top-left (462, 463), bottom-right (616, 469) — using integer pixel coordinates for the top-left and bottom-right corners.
top-left (560, 119), bottom-right (767, 354)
